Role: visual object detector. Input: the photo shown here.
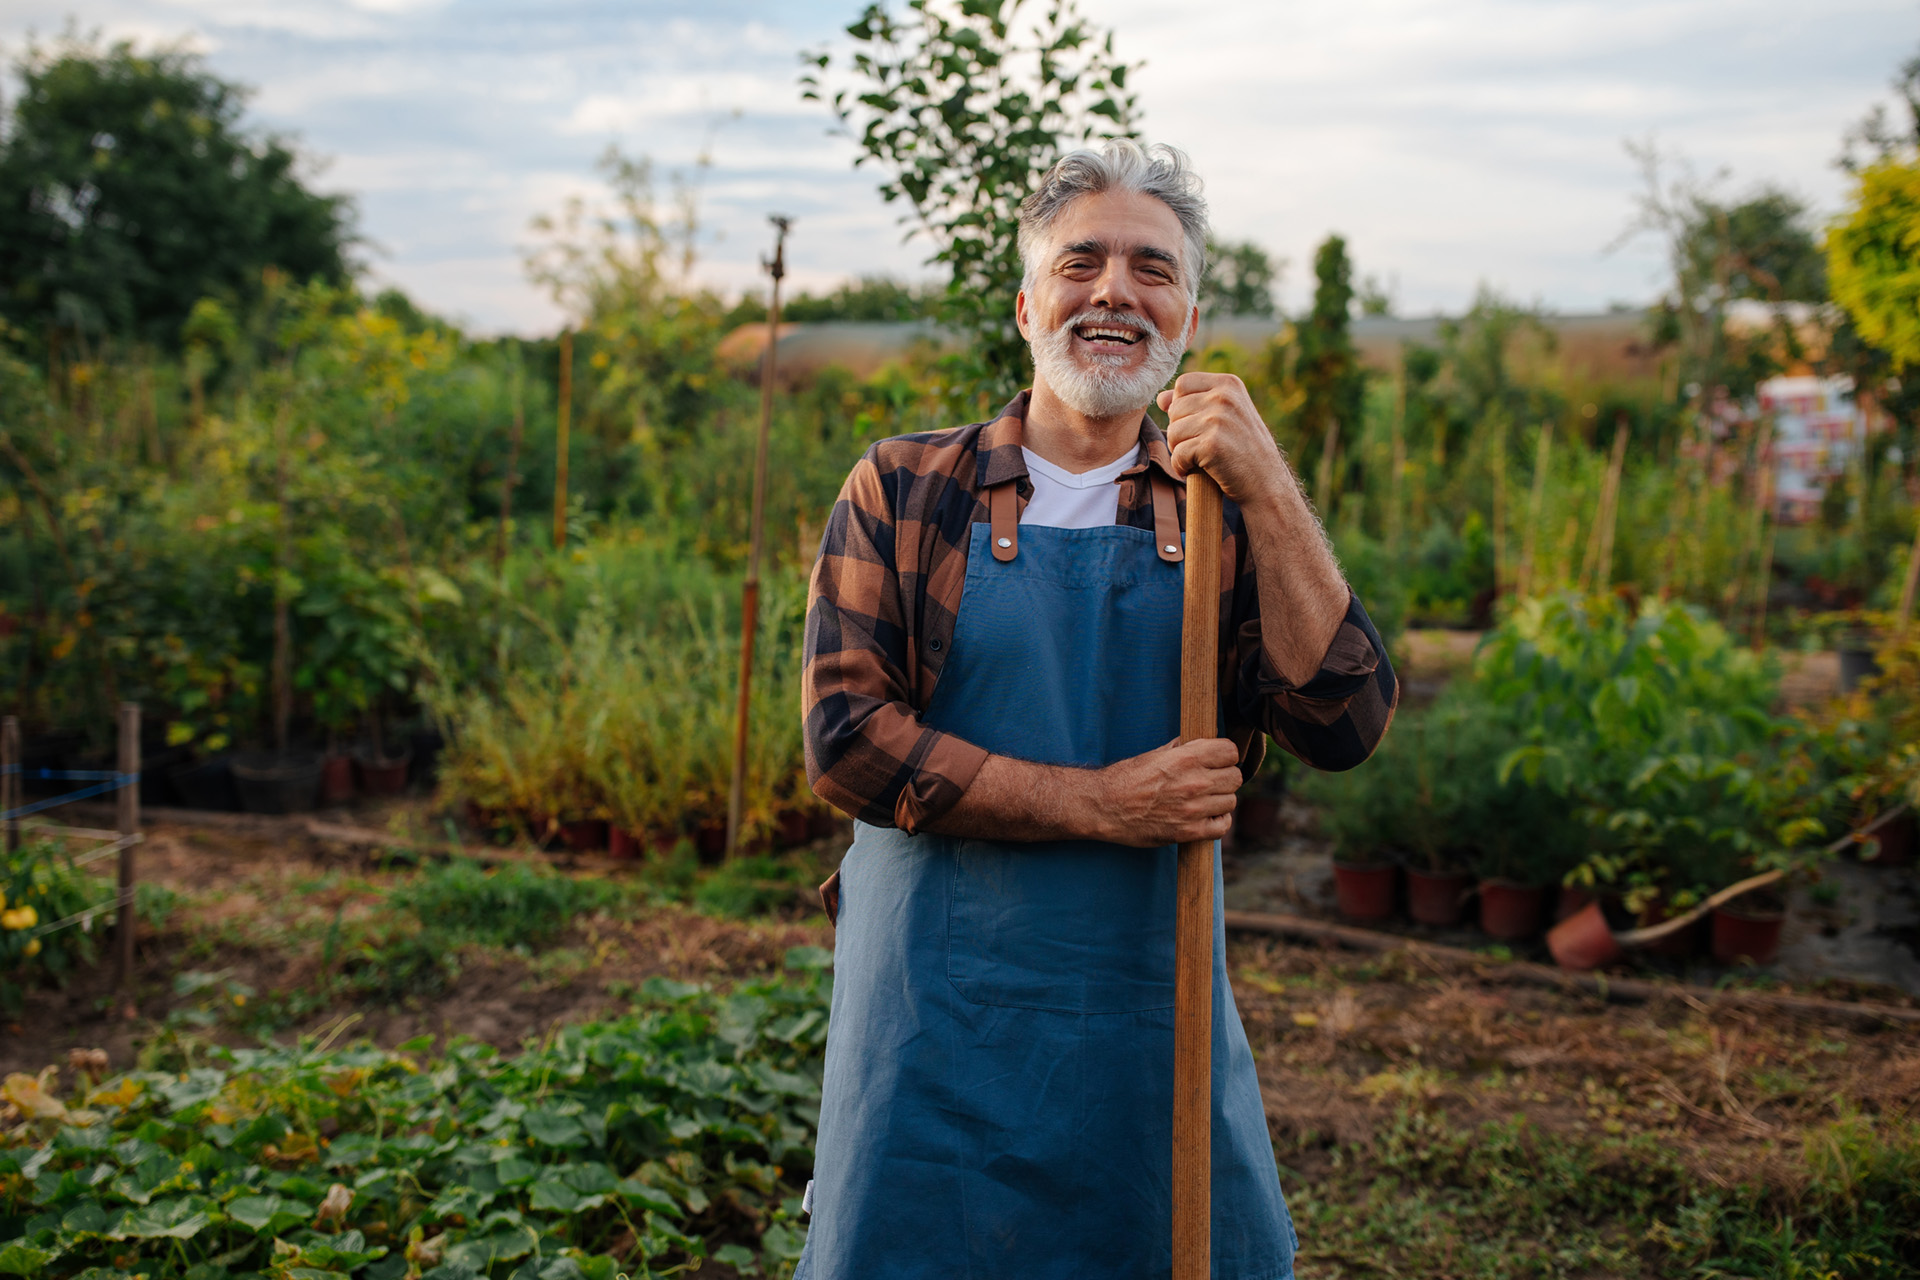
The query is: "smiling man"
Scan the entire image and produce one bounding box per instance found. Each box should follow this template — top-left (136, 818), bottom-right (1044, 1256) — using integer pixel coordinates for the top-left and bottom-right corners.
top-left (795, 140), bottom-right (1397, 1279)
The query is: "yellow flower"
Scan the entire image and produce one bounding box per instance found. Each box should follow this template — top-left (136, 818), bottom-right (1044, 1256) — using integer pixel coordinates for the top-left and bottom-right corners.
top-left (22, 939), bottom-right (39, 958)
top-left (15, 906), bottom-right (34, 929)
top-left (0, 910), bottom-right (22, 931)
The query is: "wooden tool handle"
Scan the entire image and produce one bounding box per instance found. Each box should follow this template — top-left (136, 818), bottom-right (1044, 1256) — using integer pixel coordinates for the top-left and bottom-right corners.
top-left (1173, 470), bottom-right (1221, 1280)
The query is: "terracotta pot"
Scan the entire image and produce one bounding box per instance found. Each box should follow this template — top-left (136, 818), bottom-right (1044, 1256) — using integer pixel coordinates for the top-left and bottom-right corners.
top-left (321, 755), bottom-right (354, 804)
top-left (1712, 895), bottom-right (1786, 965)
top-left (1405, 868), bottom-right (1472, 927)
top-left (776, 808), bottom-right (813, 848)
top-left (559, 818), bottom-right (608, 852)
top-left (609, 828), bottom-right (644, 860)
top-left (1548, 900), bottom-right (1623, 970)
top-left (1478, 879), bottom-right (1546, 941)
top-left (1233, 795), bottom-right (1284, 846)
top-left (1861, 809), bottom-right (1915, 866)
top-left (354, 750), bottom-right (412, 797)
top-left (1332, 860), bottom-right (1397, 921)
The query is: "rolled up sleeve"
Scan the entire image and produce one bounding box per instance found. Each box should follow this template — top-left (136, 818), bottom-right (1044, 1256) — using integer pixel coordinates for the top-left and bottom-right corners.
top-left (1231, 591), bottom-right (1397, 773)
top-left (803, 452), bottom-right (989, 832)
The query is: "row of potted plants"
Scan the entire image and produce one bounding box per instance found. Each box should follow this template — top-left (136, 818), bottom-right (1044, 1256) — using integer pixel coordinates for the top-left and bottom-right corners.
top-left (1303, 591), bottom-right (1917, 961)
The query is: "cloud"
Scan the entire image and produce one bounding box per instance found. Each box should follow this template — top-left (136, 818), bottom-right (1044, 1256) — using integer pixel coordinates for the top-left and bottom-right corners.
top-left (1, 0), bottom-right (1911, 332)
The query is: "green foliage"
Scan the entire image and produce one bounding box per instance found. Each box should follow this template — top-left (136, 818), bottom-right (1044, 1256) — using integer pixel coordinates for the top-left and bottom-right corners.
top-left (0, 838), bottom-right (109, 1013)
top-left (0, 34), bottom-right (352, 346)
top-left (803, 0), bottom-right (1140, 409)
top-left (754, 276), bottom-right (941, 324)
top-left (1292, 235), bottom-right (1364, 501)
top-left (0, 955), bottom-right (834, 1279)
top-left (389, 860), bottom-right (625, 950)
top-left (1201, 239), bottom-right (1278, 319)
top-left (1829, 156), bottom-right (1920, 370)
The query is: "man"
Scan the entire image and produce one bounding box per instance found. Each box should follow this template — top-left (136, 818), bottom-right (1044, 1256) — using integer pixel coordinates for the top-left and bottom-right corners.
top-left (795, 140), bottom-right (1396, 1279)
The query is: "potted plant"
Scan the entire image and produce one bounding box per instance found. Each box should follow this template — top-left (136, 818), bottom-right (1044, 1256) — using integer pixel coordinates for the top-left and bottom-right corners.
top-left (1300, 723), bottom-right (1414, 923)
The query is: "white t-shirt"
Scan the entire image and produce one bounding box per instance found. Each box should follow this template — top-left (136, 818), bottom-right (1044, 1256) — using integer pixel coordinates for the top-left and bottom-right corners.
top-left (1019, 445), bottom-right (1141, 529)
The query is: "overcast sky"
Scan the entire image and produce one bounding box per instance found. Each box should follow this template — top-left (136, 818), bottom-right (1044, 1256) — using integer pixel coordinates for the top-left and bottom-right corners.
top-left (3, 0), bottom-right (1913, 333)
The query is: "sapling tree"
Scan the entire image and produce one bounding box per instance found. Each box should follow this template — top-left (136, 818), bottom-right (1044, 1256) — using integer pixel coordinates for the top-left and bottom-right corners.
top-left (803, 0), bottom-right (1141, 411)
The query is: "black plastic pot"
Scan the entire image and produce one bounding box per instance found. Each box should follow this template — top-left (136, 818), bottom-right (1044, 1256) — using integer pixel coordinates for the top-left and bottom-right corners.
top-left (171, 756), bottom-right (241, 812)
top-left (231, 751), bottom-right (324, 815)
top-left (1839, 642), bottom-right (1881, 692)
top-left (137, 747), bottom-right (190, 807)
top-left (408, 727), bottom-right (445, 788)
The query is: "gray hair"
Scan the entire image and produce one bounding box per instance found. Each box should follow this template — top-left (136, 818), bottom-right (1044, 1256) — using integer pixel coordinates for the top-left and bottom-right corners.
top-left (1017, 139), bottom-right (1210, 305)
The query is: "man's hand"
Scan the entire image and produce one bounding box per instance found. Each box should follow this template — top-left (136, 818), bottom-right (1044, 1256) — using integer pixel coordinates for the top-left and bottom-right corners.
top-left (927, 738), bottom-right (1242, 847)
top-left (1155, 372), bottom-right (1291, 512)
top-left (1092, 737), bottom-right (1243, 848)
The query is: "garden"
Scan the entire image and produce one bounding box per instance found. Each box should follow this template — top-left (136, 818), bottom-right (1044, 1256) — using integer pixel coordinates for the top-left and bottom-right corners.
top-left (3, 3), bottom-right (1920, 1277)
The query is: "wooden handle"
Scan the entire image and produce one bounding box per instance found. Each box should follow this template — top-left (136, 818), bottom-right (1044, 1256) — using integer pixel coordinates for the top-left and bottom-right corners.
top-left (1615, 868), bottom-right (1784, 947)
top-left (1173, 471), bottom-right (1221, 1280)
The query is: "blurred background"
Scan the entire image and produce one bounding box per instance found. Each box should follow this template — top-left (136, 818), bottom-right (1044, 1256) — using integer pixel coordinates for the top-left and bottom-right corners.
top-left (3, 4), bottom-right (1920, 1279)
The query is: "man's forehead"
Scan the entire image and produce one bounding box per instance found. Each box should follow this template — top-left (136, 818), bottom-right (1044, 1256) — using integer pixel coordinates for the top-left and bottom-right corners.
top-left (1045, 191), bottom-right (1184, 259)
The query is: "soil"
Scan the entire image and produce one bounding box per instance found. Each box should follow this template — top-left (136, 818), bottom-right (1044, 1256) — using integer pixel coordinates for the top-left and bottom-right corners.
top-left (14, 812), bottom-right (1919, 1199)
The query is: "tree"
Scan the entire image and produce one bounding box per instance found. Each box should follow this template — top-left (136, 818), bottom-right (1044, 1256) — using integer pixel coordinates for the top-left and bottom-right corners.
top-left (803, 0), bottom-right (1139, 409)
top-left (1828, 157), bottom-right (1920, 371)
top-left (0, 34), bottom-right (352, 349)
top-left (1292, 234), bottom-right (1364, 505)
top-left (1202, 239), bottom-right (1279, 318)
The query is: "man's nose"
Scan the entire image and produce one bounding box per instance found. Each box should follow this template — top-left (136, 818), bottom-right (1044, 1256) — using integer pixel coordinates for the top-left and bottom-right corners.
top-left (1089, 260), bottom-right (1140, 313)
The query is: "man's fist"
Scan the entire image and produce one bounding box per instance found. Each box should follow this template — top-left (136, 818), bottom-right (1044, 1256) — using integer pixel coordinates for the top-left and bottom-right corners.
top-left (1093, 737), bottom-right (1242, 848)
top-left (1156, 372), bottom-right (1293, 512)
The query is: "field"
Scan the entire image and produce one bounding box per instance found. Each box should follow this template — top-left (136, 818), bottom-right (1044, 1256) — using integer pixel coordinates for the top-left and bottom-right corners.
top-left (7, 794), bottom-right (1918, 1280)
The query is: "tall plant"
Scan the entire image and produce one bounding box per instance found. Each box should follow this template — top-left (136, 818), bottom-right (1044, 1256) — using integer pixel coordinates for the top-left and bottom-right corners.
top-left (803, 0), bottom-right (1140, 411)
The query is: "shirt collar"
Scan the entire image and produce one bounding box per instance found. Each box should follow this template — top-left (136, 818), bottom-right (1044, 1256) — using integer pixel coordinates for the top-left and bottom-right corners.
top-left (978, 389), bottom-right (1183, 489)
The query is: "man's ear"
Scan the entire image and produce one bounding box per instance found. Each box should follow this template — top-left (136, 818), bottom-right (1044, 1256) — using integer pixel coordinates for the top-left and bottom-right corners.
top-left (1015, 289), bottom-right (1032, 341)
top-left (1182, 302), bottom-right (1199, 351)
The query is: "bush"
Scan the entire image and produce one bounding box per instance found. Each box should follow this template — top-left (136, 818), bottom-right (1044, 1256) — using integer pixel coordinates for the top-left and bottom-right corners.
top-left (0, 838), bottom-right (111, 1013)
top-left (388, 858), bottom-right (625, 950)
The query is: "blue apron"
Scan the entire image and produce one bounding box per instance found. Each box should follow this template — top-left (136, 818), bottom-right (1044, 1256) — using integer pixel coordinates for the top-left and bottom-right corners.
top-left (795, 519), bottom-right (1297, 1280)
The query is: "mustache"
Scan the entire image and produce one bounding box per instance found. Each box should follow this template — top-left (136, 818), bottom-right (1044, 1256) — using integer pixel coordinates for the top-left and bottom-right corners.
top-left (1052, 308), bottom-right (1153, 336)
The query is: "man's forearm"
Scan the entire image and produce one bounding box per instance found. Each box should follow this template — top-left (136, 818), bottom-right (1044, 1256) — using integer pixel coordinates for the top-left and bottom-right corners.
top-left (926, 753), bottom-right (1107, 842)
top-left (1238, 478), bottom-right (1351, 688)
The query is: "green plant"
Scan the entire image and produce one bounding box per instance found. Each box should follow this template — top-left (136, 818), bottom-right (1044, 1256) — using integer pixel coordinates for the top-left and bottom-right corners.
top-left (0, 948), bottom-right (835, 1280)
top-left (389, 859), bottom-right (625, 951)
top-left (0, 838), bottom-right (111, 1013)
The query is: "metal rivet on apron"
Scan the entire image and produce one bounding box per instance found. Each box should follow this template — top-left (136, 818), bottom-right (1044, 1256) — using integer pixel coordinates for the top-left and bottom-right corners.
top-left (1164, 544), bottom-right (1178, 554)
top-left (997, 537), bottom-right (1012, 548)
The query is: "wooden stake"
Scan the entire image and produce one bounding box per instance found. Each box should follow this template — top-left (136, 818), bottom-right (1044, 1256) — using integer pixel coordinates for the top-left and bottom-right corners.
top-left (1174, 471), bottom-right (1221, 1280)
top-left (553, 331), bottom-right (573, 551)
top-left (498, 361), bottom-right (525, 572)
top-left (1895, 521), bottom-right (1920, 635)
top-left (1490, 416), bottom-right (1508, 607)
top-left (2, 716), bottom-right (18, 855)
top-left (1518, 421), bottom-right (1553, 601)
top-left (116, 702), bottom-right (139, 992)
top-left (1593, 426), bottom-right (1630, 592)
top-left (725, 216), bottom-right (790, 860)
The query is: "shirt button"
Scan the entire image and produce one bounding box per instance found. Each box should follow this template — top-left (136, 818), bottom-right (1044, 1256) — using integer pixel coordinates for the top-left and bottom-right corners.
top-left (997, 537), bottom-right (1012, 548)
top-left (929, 638), bottom-right (943, 652)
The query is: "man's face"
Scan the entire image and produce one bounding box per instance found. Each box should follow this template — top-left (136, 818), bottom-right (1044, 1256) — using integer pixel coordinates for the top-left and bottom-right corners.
top-left (1017, 188), bottom-right (1197, 420)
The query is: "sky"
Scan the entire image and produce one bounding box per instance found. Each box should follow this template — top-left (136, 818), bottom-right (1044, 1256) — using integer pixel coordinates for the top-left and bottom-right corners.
top-left (1, 0), bottom-right (1913, 334)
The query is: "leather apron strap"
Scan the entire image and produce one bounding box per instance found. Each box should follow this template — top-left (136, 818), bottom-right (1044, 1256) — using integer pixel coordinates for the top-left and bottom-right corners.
top-left (1151, 472), bottom-right (1184, 563)
top-left (989, 480), bottom-right (1020, 562)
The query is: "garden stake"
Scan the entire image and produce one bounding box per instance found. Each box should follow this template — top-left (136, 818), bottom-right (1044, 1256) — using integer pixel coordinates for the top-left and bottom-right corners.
top-left (2, 715), bottom-right (17, 854)
top-left (725, 215), bottom-right (790, 860)
top-left (1174, 468), bottom-right (1221, 1280)
top-left (553, 330), bottom-right (572, 551)
top-left (116, 702), bottom-right (139, 992)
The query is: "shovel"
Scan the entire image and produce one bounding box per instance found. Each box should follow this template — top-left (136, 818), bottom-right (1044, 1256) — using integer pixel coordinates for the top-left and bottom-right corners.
top-left (1174, 471), bottom-right (1221, 1280)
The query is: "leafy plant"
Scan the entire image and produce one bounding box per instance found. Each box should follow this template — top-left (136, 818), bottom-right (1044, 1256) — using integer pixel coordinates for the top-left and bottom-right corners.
top-left (0, 838), bottom-right (111, 1014)
top-left (0, 949), bottom-right (835, 1279)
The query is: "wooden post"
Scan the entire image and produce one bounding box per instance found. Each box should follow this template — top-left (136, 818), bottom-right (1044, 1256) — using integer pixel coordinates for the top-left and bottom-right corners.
top-left (1174, 471), bottom-right (1222, 1280)
top-left (553, 330), bottom-right (573, 551)
top-left (2, 716), bottom-right (18, 855)
top-left (726, 216), bottom-right (790, 860)
top-left (1895, 521), bottom-right (1920, 635)
top-left (116, 702), bottom-right (139, 991)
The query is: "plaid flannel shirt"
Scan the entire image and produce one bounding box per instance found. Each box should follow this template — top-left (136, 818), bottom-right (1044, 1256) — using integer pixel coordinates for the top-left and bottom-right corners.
top-left (803, 391), bottom-right (1397, 833)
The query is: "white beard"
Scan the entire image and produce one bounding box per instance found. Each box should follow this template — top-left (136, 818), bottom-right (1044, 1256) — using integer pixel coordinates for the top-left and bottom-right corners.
top-left (1029, 307), bottom-right (1187, 420)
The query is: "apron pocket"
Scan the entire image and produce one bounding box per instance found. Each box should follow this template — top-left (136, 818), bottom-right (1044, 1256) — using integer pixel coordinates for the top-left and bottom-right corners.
top-left (946, 838), bottom-right (1175, 1013)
